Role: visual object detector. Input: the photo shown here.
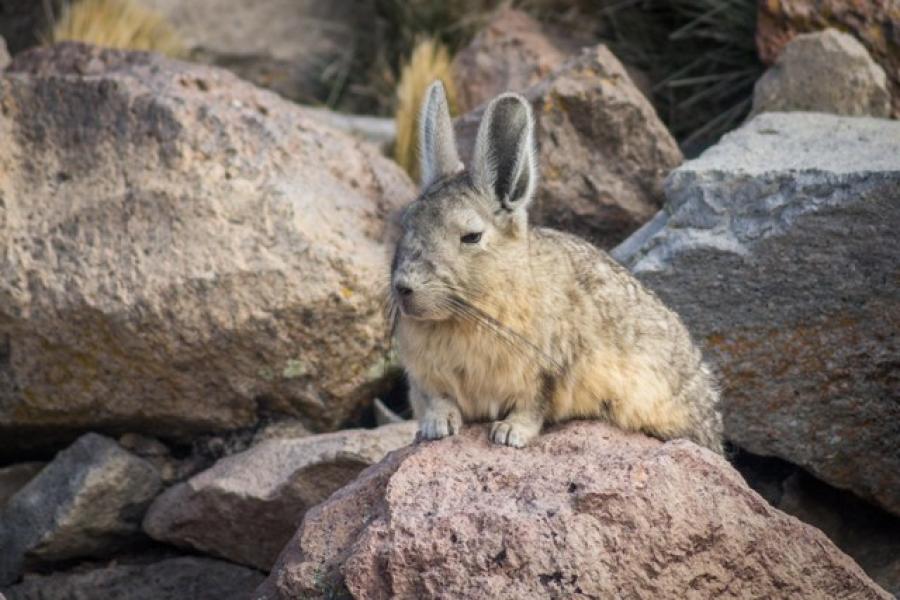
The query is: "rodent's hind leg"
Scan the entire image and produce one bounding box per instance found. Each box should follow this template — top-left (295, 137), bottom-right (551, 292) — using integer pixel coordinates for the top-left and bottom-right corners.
top-left (490, 406), bottom-right (544, 448)
top-left (418, 395), bottom-right (463, 441)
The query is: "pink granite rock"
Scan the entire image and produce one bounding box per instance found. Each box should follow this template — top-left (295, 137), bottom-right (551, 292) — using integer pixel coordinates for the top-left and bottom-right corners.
top-left (256, 422), bottom-right (889, 599)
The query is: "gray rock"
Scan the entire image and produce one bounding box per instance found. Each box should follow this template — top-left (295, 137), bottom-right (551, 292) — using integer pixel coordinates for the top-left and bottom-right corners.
top-left (0, 434), bottom-right (162, 585)
top-left (751, 29), bottom-right (891, 118)
top-left (117, 434), bottom-right (199, 484)
top-left (143, 423), bottom-right (416, 570)
top-left (455, 45), bottom-right (683, 249)
top-left (615, 112), bottom-right (900, 516)
top-left (0, 43), bottom-right (413, 451)
top-left (0, 463), bottom-right (44, 508)
top-left (251, 419), bottom-right (311, 444)
top-left (2, 556), bottom-right (264, 600)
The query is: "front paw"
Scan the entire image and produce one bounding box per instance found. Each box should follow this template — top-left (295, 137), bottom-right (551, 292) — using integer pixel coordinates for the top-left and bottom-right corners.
top-left (419, 405), bottom-right (463, 440)
top-left (490, 419), bottom-right (539, 448)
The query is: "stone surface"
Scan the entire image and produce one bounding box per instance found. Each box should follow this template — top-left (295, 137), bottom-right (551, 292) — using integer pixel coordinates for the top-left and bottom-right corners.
top-left (0, 462), bottom-right (44, 508)
top-left (752, 29), bottom-right (890, 118)
top-left (0, 43), bottom-right (413, 452)
top-left (135, 0), bottom-right (376, 104)
top-left (256, 422), bottom-right (889, 599)
top-left (614, 112), bottom-right (900, 516)
top-left (756, 0), bottom-right (900, 117)
top-left (0, 35), bottom-right (10, 71)
top-left (117, 433), bottom-right (200, 484)
top-left (302, 107), bottom-right (395, 152)
top-left (143, 423), bottom-right (416, 570)
top-left (251, 419), bottom-right (312, 444)
top-left (455, 45), bottom-right (682, 249)
top-left (451, 7), bottom-right (575, 112)
top-left (2, 556), bottom-right (264, 600)
top-left (736, 452), bottom-right (900, 597)
top-left (0, 433), bottom-right (162, 585)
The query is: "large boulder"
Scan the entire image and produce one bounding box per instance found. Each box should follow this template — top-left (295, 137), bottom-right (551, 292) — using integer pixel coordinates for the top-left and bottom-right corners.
top-left (455, 45), bottom-right (682, 249)
top-left (256, 423), bottom-right (889, 599)
top-left (0, 433), bottom-right (162, 585)
top-left (2, 556), bottom-right (264, 600)
top-left (756, 0), bottom-right (900, 117)
top-left (134, 0), bottom-right (377, 105)
top-left (751, 29), bottom-right (891, 118)
top-left (614, 112), bottom-right (900, 516)
top-left (143, 423), bottom-right (416, 570)
top-left (0, 43), bottom-right (413, 452)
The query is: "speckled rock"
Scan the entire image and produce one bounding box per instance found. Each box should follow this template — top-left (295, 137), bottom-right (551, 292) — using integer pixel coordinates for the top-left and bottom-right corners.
top-left (0, 433), bottom-right (162, 585)
top-left (2, 556), bottom-right (264, 600)
top-left (451, 7), bottom-right (575, 111)
top-left (0, 43), bottom-right (413, 451)
top-left (255, 422), bottom-right (889, 599)
top-left (455, 45), bottom-right (682, 249)
top-left (752, 29), bottom-right (890, 117)
top-left (143, 423), bottom-right (416, 570)
top-left (756, 0), bottom-right (900, 117)
top-left (614, 112), bottom-right (900, 516)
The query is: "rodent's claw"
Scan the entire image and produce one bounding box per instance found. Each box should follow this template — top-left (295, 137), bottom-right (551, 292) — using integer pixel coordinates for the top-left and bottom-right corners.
top-left (490, 420), bottom-right (534, 448)
top-left (418, 406), bottom-right (462, 440)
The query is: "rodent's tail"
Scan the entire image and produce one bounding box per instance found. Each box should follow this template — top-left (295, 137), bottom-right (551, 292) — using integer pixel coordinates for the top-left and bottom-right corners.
top-left (678, 363), bottom-right (725, 455)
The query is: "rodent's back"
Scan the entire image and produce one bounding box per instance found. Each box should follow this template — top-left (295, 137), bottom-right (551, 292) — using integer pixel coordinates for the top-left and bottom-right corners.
top-left (527, 227), bottom-right (723, 452)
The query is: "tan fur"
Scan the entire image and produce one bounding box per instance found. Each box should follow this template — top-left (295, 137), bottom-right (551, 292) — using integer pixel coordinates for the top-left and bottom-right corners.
top-left (391, 85), bottom-right (723, 453)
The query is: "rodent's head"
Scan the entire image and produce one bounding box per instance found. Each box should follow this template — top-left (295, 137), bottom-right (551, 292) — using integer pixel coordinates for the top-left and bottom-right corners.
top-left (391, 82), bottom-right (537, 321)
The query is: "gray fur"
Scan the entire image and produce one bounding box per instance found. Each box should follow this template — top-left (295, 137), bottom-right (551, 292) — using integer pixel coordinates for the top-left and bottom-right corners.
top-left (419, 81), bottom-right (461, 189)
top-left (471, 93), bottom-right (537, 210)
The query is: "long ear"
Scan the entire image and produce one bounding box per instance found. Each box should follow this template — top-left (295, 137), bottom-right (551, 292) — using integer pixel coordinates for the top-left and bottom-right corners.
top-left (471, 93), bottom-right (537, 211)
top-left (419, 81), bottom-right (461, 189)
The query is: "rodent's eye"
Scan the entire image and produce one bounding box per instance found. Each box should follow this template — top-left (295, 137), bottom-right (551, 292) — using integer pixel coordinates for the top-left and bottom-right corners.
top-left (460, 232), bottom-right (482, 244)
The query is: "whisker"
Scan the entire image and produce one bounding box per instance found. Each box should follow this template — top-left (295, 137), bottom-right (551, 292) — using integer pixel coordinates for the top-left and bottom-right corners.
top-left (446, 292), bottom-right (564, 374)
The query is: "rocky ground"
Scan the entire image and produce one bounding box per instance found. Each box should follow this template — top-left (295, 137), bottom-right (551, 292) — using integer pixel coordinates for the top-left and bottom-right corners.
top-left (0, 4), bottom-right (898, 599)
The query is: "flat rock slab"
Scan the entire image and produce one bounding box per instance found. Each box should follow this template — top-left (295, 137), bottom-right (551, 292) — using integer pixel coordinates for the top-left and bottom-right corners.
top-left (615, 112), bottom-right (900, 516)
top-left (2, 556), bottom-right (264, 600)
top-left (143, 423), bottom-right (417, 570)
top-left (0, 43), bottom-right (413, 452)
top-left (0, 433), bottom-right (162, 585)
top-left (256, 422), bottom-right (889, 599)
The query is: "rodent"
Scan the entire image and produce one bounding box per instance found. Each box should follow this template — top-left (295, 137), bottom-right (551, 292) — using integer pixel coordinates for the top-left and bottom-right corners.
top-left (389, 81), bottom-right (724, 454)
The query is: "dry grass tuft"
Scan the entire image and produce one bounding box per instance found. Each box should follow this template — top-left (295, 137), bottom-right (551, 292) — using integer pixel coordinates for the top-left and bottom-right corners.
top-left (45, 0), bottom-right (185, 57)
top-left (393, 38), bottom-right (459, 181)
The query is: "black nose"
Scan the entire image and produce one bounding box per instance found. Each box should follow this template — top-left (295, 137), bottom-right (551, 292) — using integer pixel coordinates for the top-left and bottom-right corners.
top-left (395, 283), bottom-right (413, 297)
